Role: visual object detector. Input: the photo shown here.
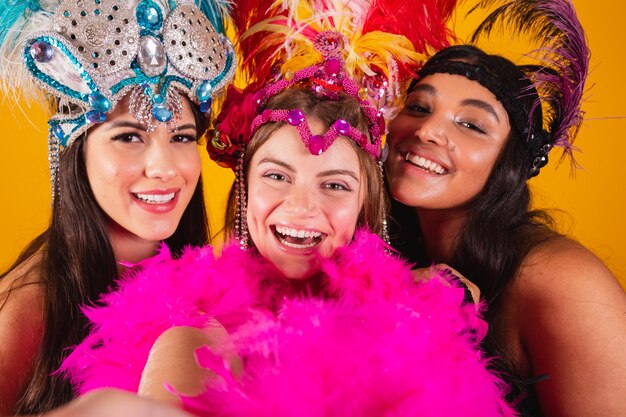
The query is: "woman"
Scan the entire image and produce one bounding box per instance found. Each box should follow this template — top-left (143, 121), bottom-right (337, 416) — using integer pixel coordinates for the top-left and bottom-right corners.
top-left (0, 0), bottom-right (236, 413)
top-left (61, 0), bottom-right (514, 415)
top-left (385, 1), bottom-right (626, 415)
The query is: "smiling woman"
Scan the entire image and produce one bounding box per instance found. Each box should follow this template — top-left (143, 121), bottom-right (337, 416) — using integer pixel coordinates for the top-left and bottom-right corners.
top-left (0, 0), bottom-right (236, 414)
top-left (58, 0), bottom-right (518, 415)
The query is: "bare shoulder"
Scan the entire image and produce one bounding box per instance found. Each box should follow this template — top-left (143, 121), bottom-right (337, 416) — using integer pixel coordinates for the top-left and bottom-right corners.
top-left (0, 253), bottom-right (45, 415)
top-left (509, 236), bottom-right (626, 417)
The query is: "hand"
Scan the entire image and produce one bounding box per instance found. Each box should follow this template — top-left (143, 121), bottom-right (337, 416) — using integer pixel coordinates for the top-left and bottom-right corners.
top-left (43, 389), bottom-right (195, 417)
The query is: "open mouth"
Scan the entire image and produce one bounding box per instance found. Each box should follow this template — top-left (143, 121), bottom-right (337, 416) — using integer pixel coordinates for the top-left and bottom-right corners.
top-left (272, 225), bottom-right (325, 249)
top-left (404, 152), bottom-right (447, 175)
top-left (133, 192), bottom-right (176, 204)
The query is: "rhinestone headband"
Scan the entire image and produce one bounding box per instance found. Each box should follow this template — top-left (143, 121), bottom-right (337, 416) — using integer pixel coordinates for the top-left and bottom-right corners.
top-left (250, 109), bottom-right (377, 158)
top-left (24, 0), bottom-right (236, 149)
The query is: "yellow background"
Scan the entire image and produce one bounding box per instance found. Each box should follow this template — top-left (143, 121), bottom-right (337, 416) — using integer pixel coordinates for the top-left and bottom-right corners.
top-left (1, 0), bottom-right (624, 287)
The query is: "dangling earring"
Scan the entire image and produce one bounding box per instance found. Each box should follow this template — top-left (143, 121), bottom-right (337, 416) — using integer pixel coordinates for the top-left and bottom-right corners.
top-left (48, 132), bottom-right (60, 206)
top-left (378, 159), bottom-right (390, 246)
top-left (234, 151), bottom-right (249, 250)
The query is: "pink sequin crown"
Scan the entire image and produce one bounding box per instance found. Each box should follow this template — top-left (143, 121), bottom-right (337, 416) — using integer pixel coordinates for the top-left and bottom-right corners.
top-left (208, 31), bottom-right (386, 168)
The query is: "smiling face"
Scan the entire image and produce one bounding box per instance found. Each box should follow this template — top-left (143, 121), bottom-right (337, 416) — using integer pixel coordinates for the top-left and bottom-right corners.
top-left (84, 95), bottom-right (201, 247)
top-left (385, 73), bottom-right (510, 213)
top-left (246, 119), bottom-right (365, 280)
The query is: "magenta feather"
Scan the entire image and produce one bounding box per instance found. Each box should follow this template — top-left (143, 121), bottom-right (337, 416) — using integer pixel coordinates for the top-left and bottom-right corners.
top-left (60, 231), bottom-right (515, 415)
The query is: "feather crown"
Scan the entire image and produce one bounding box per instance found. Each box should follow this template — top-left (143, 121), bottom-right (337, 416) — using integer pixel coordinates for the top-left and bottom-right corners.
top-left (418, 0), bottom-right (589, 177)
top-left (207, 0), bottom-right (459, 168)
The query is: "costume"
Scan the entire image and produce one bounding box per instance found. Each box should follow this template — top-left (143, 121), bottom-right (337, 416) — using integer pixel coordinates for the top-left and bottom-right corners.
top-left (62, 231), bottom-right (515, 416)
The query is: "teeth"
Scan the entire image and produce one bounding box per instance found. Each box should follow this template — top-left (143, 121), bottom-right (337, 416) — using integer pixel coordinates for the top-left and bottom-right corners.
top-left (281, 239), bottom-right (319, 249)
top-left (405, 153), bottom-right (446, 174)
top-left (275, 226), bottom-right (322, 239)
top-left (135, 192), bottom-right (175, 204)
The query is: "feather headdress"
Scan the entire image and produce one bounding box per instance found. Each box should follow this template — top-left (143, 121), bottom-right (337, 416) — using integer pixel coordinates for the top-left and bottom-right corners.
top-left (207, 0), bottom-right (459, 168)
top-left (470, 0), bottom-right (589, 174)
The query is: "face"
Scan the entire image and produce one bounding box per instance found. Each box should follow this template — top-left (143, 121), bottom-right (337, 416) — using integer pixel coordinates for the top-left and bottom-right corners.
top-left (386, 73), bottom-right (510, 212)
top-left (85, 95), bottom-right (201, 245)
top-left (246, 119), bottom-right (364, 280)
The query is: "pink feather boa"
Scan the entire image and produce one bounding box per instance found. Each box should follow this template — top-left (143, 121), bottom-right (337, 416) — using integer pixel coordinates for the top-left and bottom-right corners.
top-left (61, 230), bottom-right (515, 416)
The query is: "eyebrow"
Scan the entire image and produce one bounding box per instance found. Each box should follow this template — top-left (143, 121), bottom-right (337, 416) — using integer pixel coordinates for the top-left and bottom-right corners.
top-left (318, 169), bottom-right (359, 182)
top-left (460, 99), bottom-right (501, 122)
top-left (102, 120), bottom-right (197, 132)
top-left (258, 158), bottom-right (359, 182)
top-left (411, 83), bottom-right (501, 122)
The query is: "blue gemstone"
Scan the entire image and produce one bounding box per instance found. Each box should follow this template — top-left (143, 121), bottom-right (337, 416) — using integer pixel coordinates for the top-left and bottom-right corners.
top-left (30, 41), bottom-right (54, 63)
top-left (52, 124), bottom-right (65, 140)
top-left (196, 81), bottom-right (213, 102)
top-left (286, 109), bottom-right (305, 126)
top-left (86, 110), bottom-right (106, 124)
top-left (153, 105), bottom-right (172, 122)
top-left (153, 94), bottom-right (164, 104)
top-left (200, 100), bottom-right (212, 113)
top-left (333, 119), bottom-right (350, 135)
top-left (88, 92), bottom-right (111, 112)
top-left (145, 7), bottom-right (159, 24)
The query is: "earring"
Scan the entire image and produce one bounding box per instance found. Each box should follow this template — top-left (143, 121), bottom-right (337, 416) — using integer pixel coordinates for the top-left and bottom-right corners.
top-left (377, 160), bottom-right (390, 246)
top-left (48, 131), bottom-right (60, 206)
top-left (234, 151), bottom-right (249, 250)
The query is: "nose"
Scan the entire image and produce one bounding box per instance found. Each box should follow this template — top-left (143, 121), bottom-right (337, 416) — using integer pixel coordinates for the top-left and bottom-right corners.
top-left (283, 184), bottom-right (317, 217)
top-left (415, 113), bottom-right (449, 147)
top-left (144, 140), bottom-right (178, 181)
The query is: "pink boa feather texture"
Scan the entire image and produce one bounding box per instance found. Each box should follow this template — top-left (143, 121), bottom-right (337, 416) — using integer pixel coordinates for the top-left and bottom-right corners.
top-left (61, 231), bottom-right (515, 416)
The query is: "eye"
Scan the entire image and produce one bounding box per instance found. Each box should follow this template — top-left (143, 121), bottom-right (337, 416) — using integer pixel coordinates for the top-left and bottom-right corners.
top-left (263, 172), bottom-right (289, 182)
top-left (323, 181), bottom-right (351, 192)
top-left (112, 132), bottom-right (142, 143)
top-left (458, 120), bottom-right (486, 134)
top-left (171, 134), bottom-right (198, 143)
top-left (405, 102), bottom-right (431, 115)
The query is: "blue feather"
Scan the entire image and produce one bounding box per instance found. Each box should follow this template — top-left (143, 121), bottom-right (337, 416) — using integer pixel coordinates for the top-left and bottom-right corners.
top-left (195, 0), bottom-right (231, 34)
top-left (0, 0), bottom-right (42, 47)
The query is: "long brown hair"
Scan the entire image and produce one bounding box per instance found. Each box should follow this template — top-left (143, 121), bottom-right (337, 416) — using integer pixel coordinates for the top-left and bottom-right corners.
top-left (1, 107), bottom-right (210, 414)
top-left (224, 87), bottom-right (387, 242)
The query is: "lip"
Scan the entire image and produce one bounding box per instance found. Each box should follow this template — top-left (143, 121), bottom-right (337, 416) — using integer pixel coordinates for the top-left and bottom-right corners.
top-left (395, 146), bottom-right (450, 176)
top-left (270, 224), bottom-right (327, 255)
top-left (131, 188), bottom-right (180, 214)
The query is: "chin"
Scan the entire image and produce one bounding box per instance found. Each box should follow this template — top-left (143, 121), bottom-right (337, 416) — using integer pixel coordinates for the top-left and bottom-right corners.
top-left (275, 261), bottom-right (319, 281)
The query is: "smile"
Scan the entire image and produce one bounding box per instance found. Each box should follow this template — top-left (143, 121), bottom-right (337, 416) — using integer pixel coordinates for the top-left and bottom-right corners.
top-left (405, 152), bottom-right (447, 175)
top-left (133, 192), bottom-right (176, 204)
top-left (272, 225), bottom-right (325, 249)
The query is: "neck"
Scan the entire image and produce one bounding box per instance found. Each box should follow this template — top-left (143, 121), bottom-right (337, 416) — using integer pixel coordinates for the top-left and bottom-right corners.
top-left (107, 223), bottom-right (159, 273)
top-left (415, 207), bottom-right (468, 264)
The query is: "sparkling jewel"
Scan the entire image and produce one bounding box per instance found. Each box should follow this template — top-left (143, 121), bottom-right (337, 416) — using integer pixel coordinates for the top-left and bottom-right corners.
top-left (358, 87), bottom-right (368, 100)
top-left (88, 92), bottom-right (111, 112)
top-left (333, 119), bottom-right (350, 135)
top-left (286, 109), bottom-right (305, 126)
top-left (197, 81), bottom-right (213, 102)
top-left (324, 58), bottom-right (341, 77)
top-left (52, 124), bottom-right (65, 140)
top-left (152, 105), bottom-right (172, 122)
top-left (137, 36), bottom-right (166, 77)
top-left (144, 6), bottom-right (159, 24)
top-left (200, 100), bottom-right (212, 113)
top-left (30, 41), bottom-right (54, 63)
top-left (86, 110), bottom-right (106, 124)
top-left (284, 70), bottom-right (294, 81)
top-left (308, 135), bottom-right (325, 155)
top-left (153, 94), bottom-right (164, 104)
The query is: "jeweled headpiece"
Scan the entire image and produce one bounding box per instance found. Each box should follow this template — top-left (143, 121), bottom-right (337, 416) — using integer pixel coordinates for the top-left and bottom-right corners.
top-left (207, 0), bottom-right (458, 169)
top-left (415, 0), bottom-right (589, 177)
top-left (1, 0), bottom-right (236, 187)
